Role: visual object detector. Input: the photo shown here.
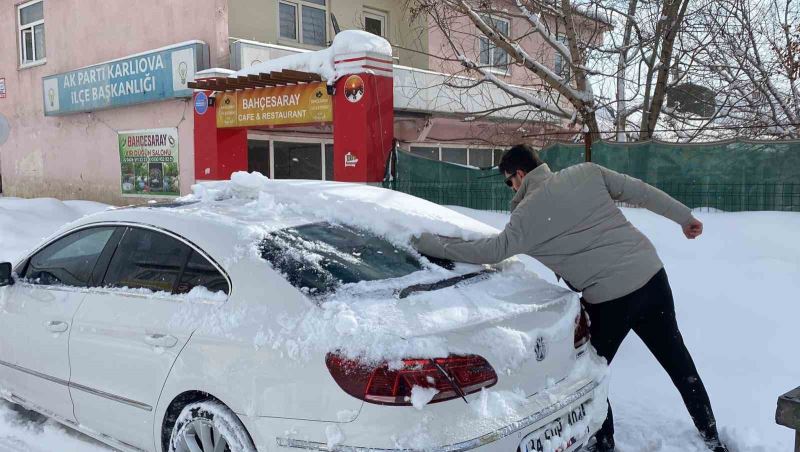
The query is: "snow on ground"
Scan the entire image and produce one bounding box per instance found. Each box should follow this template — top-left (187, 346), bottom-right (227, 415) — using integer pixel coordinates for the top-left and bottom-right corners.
top-left (0, 194), bottom-right (797, 451)
top-left (0, 197), bottom-right (108, 264)
top-left (449, 206), bottom-right (800, 452)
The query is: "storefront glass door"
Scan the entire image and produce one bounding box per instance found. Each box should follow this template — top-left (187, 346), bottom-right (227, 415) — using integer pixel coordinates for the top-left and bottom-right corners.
top-left (273, 141), bottom-right (323, 180)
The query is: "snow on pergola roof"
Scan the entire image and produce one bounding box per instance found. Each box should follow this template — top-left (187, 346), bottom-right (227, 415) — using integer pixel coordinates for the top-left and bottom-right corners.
top-left (188, 30), bottom-right (392, 92)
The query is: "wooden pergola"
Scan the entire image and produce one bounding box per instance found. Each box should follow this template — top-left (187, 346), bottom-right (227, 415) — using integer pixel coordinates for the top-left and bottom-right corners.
top-left (187, 69), bottom-right (322, 91)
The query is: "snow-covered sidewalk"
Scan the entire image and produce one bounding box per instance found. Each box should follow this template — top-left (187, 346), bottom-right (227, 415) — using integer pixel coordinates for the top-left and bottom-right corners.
top-left (0, 197), bottom-right (797, 451)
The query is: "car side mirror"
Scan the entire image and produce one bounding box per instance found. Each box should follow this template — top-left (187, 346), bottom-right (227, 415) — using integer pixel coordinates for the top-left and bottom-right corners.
top-left (0, 262), bottom-right (13, 287)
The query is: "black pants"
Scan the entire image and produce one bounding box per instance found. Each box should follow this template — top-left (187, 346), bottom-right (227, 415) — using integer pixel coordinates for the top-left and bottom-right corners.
top-left (583, 268), bottom-right (720, 446)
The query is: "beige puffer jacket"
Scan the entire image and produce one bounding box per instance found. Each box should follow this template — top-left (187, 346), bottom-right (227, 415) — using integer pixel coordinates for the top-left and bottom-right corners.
top-left (413, 163), bottom-right (693, 303)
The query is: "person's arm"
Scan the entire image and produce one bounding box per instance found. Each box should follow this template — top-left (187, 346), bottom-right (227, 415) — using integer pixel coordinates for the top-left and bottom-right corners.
top-left (596, 164), bottom-right (693, 224)
top-left (595, 163), bottom-right (703, 238)
top-left (412, 208), bottom-right (531, 265)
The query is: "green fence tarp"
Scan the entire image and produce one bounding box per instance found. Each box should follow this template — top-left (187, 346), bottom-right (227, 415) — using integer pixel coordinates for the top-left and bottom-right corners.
top-left (386, 140), bottom-right (800, 212)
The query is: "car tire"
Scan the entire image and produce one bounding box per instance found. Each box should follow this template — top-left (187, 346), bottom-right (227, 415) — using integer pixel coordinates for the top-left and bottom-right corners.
top-left (168, 400), bottom-right (256, 452)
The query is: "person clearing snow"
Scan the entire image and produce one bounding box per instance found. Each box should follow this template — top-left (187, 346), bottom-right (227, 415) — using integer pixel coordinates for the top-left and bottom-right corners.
top-left (412, 144), bottom-right (728, 452)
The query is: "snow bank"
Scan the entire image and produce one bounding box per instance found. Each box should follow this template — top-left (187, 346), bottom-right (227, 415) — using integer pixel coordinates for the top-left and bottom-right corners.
top-left (0, 197), bottom-right (109, 263)
top-left (0, 399), bottom-right (110, 452)
top-left (234, 30), bottom-right (391, 83)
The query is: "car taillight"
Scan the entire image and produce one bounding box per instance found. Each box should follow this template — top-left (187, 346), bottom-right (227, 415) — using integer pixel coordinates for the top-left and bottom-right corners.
top-left (325, 353), bottom-right (498, 405)
top-left (574, 305), bottom-right (590, 349)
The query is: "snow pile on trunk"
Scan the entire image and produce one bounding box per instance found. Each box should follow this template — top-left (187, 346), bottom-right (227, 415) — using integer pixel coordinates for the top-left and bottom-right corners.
top-left (251, 261), bottom-right (588, 385)
top-left (234, 30), bottom-right (391, 83)
top-left (0, 197), bottom-right (109, 263)
top-left (181, 172), bottom-right (498, 243)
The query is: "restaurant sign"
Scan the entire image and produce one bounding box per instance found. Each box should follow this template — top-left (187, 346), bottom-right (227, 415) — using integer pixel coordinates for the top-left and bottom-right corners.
top-left (119, 128), bottom-right (180, 197)
top-left (43, 41), bottom-right (209, 116)
top-left (216, 81), bottom-right (332, 128)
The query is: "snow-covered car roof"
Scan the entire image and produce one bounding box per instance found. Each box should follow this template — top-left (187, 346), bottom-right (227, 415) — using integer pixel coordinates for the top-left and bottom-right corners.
top-left (60, 173), bottom-right (499, 264)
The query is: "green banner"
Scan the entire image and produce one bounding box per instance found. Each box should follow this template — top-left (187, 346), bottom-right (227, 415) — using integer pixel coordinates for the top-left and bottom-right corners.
top-left (118, 128), bottom-right (180, 196)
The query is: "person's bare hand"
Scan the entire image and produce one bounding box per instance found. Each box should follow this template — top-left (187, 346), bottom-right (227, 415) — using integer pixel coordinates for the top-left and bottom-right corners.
top-left (683, 217), bottom-right (703, 239)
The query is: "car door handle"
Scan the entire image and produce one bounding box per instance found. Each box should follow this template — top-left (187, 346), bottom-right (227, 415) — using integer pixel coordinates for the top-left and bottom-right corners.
top-left (45, 320), bottom-right (69, 333)
top-left (144, 334), bottom-right (178, 348)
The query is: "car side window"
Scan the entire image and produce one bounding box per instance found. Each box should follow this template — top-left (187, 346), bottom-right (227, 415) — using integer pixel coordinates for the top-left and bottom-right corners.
top-left (24, 227), bottom-right (116, 287)
top-left (103, 228), bottom-right (190, 293)
top-left (103, 227), bottom-right (228, 296)
top-left (174, 251), bottom-right (230, 295)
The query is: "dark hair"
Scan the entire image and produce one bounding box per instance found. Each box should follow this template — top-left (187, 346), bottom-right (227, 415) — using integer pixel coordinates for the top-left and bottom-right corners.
top-left (498, 144), bottom-right (544, 175)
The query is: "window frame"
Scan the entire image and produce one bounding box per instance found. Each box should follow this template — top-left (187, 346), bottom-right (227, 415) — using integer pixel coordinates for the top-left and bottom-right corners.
top-left (247, 133), bottom-right (334, 180)
top-left (277, 0), bottom-right (328, 48)
top-left (19, 226), bottom-right (120, 289)
top-left (278, 1), bottom-right (299, 42)
top-left (101, 225), bottom-right (231, 298)
top-left (406, 144), bottom-right (500, 168)
top-left (478, 15), bottom-right (510, 76)
top-left (363, 8), bottom-right (387, 38)
top-left (17, 0), bottom-right (46, 69)
top-left (15, 222), bottom-right (232, 300)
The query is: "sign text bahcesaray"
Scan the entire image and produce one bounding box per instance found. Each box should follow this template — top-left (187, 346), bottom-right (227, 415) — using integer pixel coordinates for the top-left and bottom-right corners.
top-left (216, 82), bottom-right (332, 128)
top-left (43, 42), bottom-right (209, 116)
top-left (119, 128), bottom-right (180, 197)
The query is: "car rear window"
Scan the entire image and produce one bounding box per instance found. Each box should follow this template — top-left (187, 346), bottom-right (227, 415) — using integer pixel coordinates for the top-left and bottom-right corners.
top-left (258, 223), bottom-right (422, 295)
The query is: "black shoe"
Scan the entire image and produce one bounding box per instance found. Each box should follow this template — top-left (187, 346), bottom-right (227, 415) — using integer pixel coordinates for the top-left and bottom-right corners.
top-left (585, 436), bottom-right (615, 452)
top-left (705, 439), bottom-right (729, 452)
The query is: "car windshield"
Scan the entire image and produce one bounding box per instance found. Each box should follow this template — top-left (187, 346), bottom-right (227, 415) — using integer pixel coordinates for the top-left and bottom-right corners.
top-left (258, 222), bottom-right (423, 295)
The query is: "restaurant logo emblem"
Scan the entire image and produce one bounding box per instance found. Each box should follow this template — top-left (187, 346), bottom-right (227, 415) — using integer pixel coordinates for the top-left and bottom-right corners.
top-left (344, 75), bottom-right (364, 103)
top-left (344, 152), bottom-right (359, 167)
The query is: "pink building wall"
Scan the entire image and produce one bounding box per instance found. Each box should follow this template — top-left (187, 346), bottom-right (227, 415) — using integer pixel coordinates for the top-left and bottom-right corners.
top-left (426, 4), bottom-right (608, 88)
top-left (0, 0), bottom-right (229, 204)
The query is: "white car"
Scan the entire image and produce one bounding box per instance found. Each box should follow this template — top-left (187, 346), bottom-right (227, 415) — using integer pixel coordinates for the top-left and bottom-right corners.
top-left (0, 180), bottom-right (608, 452)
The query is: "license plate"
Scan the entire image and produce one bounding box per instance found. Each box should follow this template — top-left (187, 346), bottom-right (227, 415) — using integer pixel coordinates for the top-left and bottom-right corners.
top-left (519, 402), bottom-right (590, 452)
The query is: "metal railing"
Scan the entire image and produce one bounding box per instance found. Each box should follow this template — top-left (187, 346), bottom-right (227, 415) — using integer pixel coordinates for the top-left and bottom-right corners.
top-left (383, 181), bottom-right (800, 213)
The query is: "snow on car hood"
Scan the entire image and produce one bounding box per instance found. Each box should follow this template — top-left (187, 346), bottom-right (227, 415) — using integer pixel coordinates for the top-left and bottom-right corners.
top-left (178, 172), bottom-right (499, 244)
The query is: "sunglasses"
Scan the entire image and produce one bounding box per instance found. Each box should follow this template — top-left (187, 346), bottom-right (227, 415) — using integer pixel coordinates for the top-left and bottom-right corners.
top-left (504, 173), bottom-right (515, 187)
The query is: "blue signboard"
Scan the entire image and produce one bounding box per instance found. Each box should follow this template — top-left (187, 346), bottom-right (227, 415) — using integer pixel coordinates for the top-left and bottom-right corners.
top-left (42, 41), bottom-right (209, 116)
top-left (194, 91), bottom-right (209, 115)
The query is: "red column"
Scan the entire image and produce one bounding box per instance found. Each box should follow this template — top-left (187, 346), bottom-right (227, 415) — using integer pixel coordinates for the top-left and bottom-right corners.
top-left (193, 90), bottom-right (247, 182)
top-left (332, 53), bottom-right (394, 183)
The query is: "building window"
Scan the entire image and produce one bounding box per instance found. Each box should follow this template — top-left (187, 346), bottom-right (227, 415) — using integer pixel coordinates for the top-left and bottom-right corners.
top-left (554, 35), bottom-right (570, 78)
top-left (247, 139), bottom-right (271, 177)
top-left (409, 146), bottom-right (439, 160)
top-left (468, 148), bottom-right (494, 168)
top-left (479, 16), bottom-right (509, 73)
top-left (279, 2), bottom-right (298, 40)
top-left (441, 147), bottom-right (468, 165)
top-left (18, 0), bottom-right (45, 67)
top-left (325, 144), bottom-right (334, 181)
top-left (364, 8), bottom-right (386, 37)
top-left (493, 149), bottom-right (505, 166)
top-left (409, 145), bottom-right (499, 168)
top-left (279, 0), bottom-right (327, 47)
top-left (273, 141), bottom-right (323, 180)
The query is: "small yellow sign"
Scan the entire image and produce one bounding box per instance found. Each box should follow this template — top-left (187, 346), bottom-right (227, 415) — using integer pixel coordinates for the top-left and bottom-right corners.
top-left (216, 82), bottom-right (333, 128)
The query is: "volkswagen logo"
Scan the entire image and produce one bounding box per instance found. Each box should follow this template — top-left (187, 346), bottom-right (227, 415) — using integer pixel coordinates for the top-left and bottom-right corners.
top-left (534, 336), bottom-right (547, 361)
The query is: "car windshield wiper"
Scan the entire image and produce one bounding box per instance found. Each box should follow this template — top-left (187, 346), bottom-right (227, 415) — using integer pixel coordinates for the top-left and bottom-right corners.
top-left (397, 269), bottom-right (496, 299)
